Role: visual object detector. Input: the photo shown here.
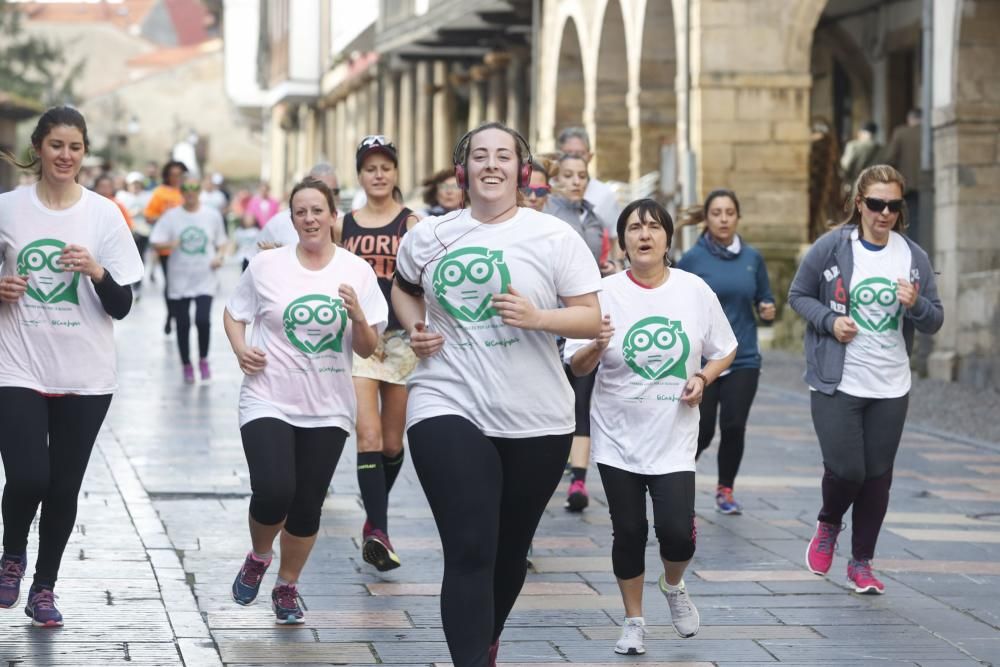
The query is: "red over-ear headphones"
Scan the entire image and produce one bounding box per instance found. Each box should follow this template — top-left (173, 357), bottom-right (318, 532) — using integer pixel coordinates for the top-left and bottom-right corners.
top-left (453, 122), bottom-right (533, 191)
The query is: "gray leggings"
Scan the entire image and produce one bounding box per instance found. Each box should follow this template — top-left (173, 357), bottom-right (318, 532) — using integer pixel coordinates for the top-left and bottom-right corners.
top-left (810, 390), bottom-right (908, 483)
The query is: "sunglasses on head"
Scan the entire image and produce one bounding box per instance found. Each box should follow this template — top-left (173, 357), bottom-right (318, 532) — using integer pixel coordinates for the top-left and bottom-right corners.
top-left (863, 197), bottom-right (904, 214)
top-left (359, 135), bottom-right (392, 150)
top-left (181, 184), bottom-right (201, 192)
top-left (519, 185), bottom-right (551, 197)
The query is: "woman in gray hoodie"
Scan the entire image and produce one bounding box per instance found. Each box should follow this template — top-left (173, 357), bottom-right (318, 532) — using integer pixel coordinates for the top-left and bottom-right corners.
top-left (789, 164), bottom-right (943, 595)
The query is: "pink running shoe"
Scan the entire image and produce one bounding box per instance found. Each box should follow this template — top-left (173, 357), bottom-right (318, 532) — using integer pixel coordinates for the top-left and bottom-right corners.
top-left (182, 363), bottom-right (195, 384)
top-left (847, 559), bottom-right (885, 594)
top-left (565, 479), bottom-right (589, 512)
top-left (806, 521), bottom-right (841, 575)
top-left (198, 358), bottom-right (211, 381)
top-left (488, 639), bottom-right (500, 667)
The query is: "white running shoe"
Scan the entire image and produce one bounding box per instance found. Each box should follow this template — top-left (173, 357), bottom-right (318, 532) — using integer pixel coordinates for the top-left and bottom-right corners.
top-left (614, 616), bottom-right (646, 655)
top-left (660, 574), bottom-right (700, 638)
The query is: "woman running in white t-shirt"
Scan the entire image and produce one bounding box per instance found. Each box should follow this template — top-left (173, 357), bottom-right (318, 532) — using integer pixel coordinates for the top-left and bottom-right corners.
top-left (224, 177), bottom-right (387, 625)
top-left (392, 122), bottom-right (602, 667)
top-left (0, 107), bottom-right (144, 627)
top-left (565, 199), bottom-right (737, 657)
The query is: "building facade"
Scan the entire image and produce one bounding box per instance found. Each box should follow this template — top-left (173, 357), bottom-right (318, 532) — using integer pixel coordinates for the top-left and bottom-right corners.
top-left (234, 0), bottom-right (1000, 389)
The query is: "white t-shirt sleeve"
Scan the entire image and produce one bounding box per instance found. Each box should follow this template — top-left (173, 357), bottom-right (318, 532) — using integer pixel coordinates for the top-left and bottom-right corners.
top-left (148, 210), bottom-right (175, 246)
top-left (395, 231), bottom-right (420, 285)
top-left (99, 202), bottom-right (145, 285)
top-left (358, 262), bottom-right (389, 335)
top-left (701, 283), bottom-right (739, 360)
top-left (562, 336), bottom-right (590, 364)
top-left (213, 211), bottom-right (228, 248)
top-left (554, 229), bottom-right (602, 298)
top-left (226, 264), bottom-right (260, 323)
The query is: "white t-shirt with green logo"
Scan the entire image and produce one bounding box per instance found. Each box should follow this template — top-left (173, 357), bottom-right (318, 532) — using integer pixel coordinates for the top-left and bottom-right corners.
top-left (564, 270), bottom-right (737, 475)
top-left (0, 184), bottom-right (144, 394)
top-left (226, 244), bottom-right (388, 430)
top-left (395, 207), bottom-right (602, 438)
top-left (149, 205), bottom-right (227, 299)
top-left (837, 230), bottom-right (912, 399)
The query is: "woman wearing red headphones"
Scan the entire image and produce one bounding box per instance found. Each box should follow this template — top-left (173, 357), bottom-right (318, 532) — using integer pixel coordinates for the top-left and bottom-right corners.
top-left (392, 122), bottom-right (602, 667)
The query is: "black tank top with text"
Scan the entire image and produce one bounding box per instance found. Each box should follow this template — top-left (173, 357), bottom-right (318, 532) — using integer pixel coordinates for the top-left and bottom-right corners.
top-left (340, 207), bottom-right (412, 332)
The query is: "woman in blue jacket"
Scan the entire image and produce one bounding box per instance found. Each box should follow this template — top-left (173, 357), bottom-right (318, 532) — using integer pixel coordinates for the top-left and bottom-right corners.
top-left (678, 190), bottom-right (774, 515)
top-left (789, 165), bottom-right (943, 594)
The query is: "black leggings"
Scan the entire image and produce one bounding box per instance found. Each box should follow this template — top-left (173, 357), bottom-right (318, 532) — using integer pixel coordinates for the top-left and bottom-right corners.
top-left (241, 418), bottom-right (347, 537)
top-left (0, 388), bottom-right (112, 589)
top-left (160, 254), bottom-right (171, 319)
top-left (597, 464), bottom-right (696, 580)
top-left (408, 415), bottom-right (572, 667)
top-left (811, 390), bottom-right (909, 560)
top-left (168, 295), bottom-right (212, 364)
top-left (695, 367), bottom-right (760, 488)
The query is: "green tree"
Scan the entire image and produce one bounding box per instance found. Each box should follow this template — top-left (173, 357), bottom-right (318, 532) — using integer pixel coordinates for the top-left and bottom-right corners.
top-left (0, 0), bottom-right (81, 105)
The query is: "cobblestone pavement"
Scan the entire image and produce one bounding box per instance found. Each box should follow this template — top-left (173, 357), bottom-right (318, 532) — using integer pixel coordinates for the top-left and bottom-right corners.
top-left (2, 264), bottom-right (999, 666)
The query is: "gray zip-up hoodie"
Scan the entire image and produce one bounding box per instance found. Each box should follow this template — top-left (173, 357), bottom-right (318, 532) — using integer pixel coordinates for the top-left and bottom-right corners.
top-left (788, 225), bottom-right (944, 395)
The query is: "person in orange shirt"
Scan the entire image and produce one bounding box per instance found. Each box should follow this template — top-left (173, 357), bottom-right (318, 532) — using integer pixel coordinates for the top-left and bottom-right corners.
top-left (144, 160), bottom-right (187, 334)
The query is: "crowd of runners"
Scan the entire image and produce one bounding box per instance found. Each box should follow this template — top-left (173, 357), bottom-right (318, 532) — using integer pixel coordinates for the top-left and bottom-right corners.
top-left (0, 106), bottom-right (943, 666)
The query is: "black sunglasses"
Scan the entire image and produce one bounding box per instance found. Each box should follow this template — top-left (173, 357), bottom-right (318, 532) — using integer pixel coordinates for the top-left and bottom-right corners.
top-left (180, 184), bottom-right (201, 192)
top-left (519, 186), bottom-right (551, 197)
top-left (863, 197), bottom-right (904, 214)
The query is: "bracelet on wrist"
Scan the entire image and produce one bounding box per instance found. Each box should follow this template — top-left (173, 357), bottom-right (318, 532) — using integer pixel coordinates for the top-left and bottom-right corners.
top-left (694, 371), bottom-right (709, 386)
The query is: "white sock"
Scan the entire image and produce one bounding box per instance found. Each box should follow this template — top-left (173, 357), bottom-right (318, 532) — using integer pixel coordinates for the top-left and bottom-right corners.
top-left (251, 549), bottom-right (272, 561)
top-left (275, 575), bottom-right (295, 588)
top-left (662, 577), bottom-right (685, 592)
top-left (624, 616), bottom-right (645, 625)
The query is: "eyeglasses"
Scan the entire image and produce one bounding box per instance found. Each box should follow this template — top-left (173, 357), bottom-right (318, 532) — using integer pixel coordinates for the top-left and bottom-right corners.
top-left (519, 185), bottom-right (551, 197)
top-left (863, 197), bottom-right (903, 214)
top-left (358, 135), bottom-right (392, 150)
top-left (180, 184), bottom-right (201, 192)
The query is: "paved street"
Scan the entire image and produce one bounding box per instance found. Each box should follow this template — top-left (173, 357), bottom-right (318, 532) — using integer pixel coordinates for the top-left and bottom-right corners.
top-left (1, 262), bottom-right (999, 666)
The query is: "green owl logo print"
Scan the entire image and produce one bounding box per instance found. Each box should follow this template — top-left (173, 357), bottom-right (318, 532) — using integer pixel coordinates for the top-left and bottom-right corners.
top-left (179, 226), bottom-right (209, 255)
top-left (433, 247), bottom-right (511, 322)
top-left (850, 277), bottom-right (901, 333)
top-left (16, 239), bottom-right (80, 305)
top-left (622, 316), bottom-right (690, 381)
top-left (282, 294), bottom-right (349, 354)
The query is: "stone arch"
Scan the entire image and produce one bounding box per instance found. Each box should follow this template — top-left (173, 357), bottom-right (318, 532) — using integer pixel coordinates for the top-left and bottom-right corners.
top-left (555, 17), bottom-right (585, 133)
top-left (636, 0), bottom-right (677, 177)
top-left (592, 0), bottom-right (630, 181)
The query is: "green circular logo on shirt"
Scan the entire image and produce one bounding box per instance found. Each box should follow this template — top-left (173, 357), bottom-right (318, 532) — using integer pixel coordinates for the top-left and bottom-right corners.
top-left (432, 247), bottom-right (510, 322)
top-left (850, 277), bottom-right (901, 333)
top-left (282, 294), bottom-right (348, 354)
top-left (622, 316), bottom-right (690, 381)
top-left (16, 238), bottom-right (80, 305)
top-left (179, 226), bottom-right (209, 255)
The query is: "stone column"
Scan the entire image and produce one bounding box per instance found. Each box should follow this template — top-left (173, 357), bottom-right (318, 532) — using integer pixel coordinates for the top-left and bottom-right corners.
top-left (484, 52), bottom-right (509, 123)
top-left (367, 77), bottom-right (379, 136)
top-left (345, 90), bottom-right (358, 158)
top-left (505, 53), bottom-right (528, 135)
top-left (468, 65), bottom-right (489, 131)
top-left (335, 98), bottom-right (348, 185)
top-left (397, 64), bottom-right (416, 194)
top-left (381, 70), bottom-right (399, 148)
top-left (432, 60), bottom-right (455, 170)
top-left (414, 60), bottom-right (433, 181)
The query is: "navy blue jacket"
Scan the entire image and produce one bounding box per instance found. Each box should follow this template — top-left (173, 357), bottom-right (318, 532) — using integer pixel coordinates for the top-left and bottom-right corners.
top-left (678, 233), bottom-right (774, 370)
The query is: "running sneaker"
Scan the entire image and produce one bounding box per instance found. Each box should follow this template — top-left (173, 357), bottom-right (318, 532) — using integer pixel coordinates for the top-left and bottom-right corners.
top-left (271, 584), bottom-right (305, 624)
top-left (847, 558), bottom-right (885, 594)
top-left (182, 363), bottom-right (195, 384)
top-left (362, 529), bottom-right (401, 571)
top-left (198, 358), bottom-right (211, 381)
top-left (488, 639), bottom-right (500, 667)
top-left (805, 521), bottom-right (842, 576)
top-left (659, 574), bottom-right (700, 638)
top-left (614, 617), bottom-right (646, 655)
top-left (24, 586), bottom-right (62, 627)
top-left (565, 479), bottom-right (589, 512)
top-left (231, 551), bottom-right (271, 605)
top-left (0, 553), bottom-right (27, 608)
top-left (715, 485), bottom-right (743, 515)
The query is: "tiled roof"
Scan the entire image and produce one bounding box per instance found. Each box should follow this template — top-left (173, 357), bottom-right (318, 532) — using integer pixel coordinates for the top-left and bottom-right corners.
top-left (17, 0), bottom-right (159, 30)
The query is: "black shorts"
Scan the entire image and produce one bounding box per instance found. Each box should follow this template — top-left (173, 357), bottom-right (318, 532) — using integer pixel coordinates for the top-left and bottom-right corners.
top-left (564, 365), bottom-right (597, 437)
